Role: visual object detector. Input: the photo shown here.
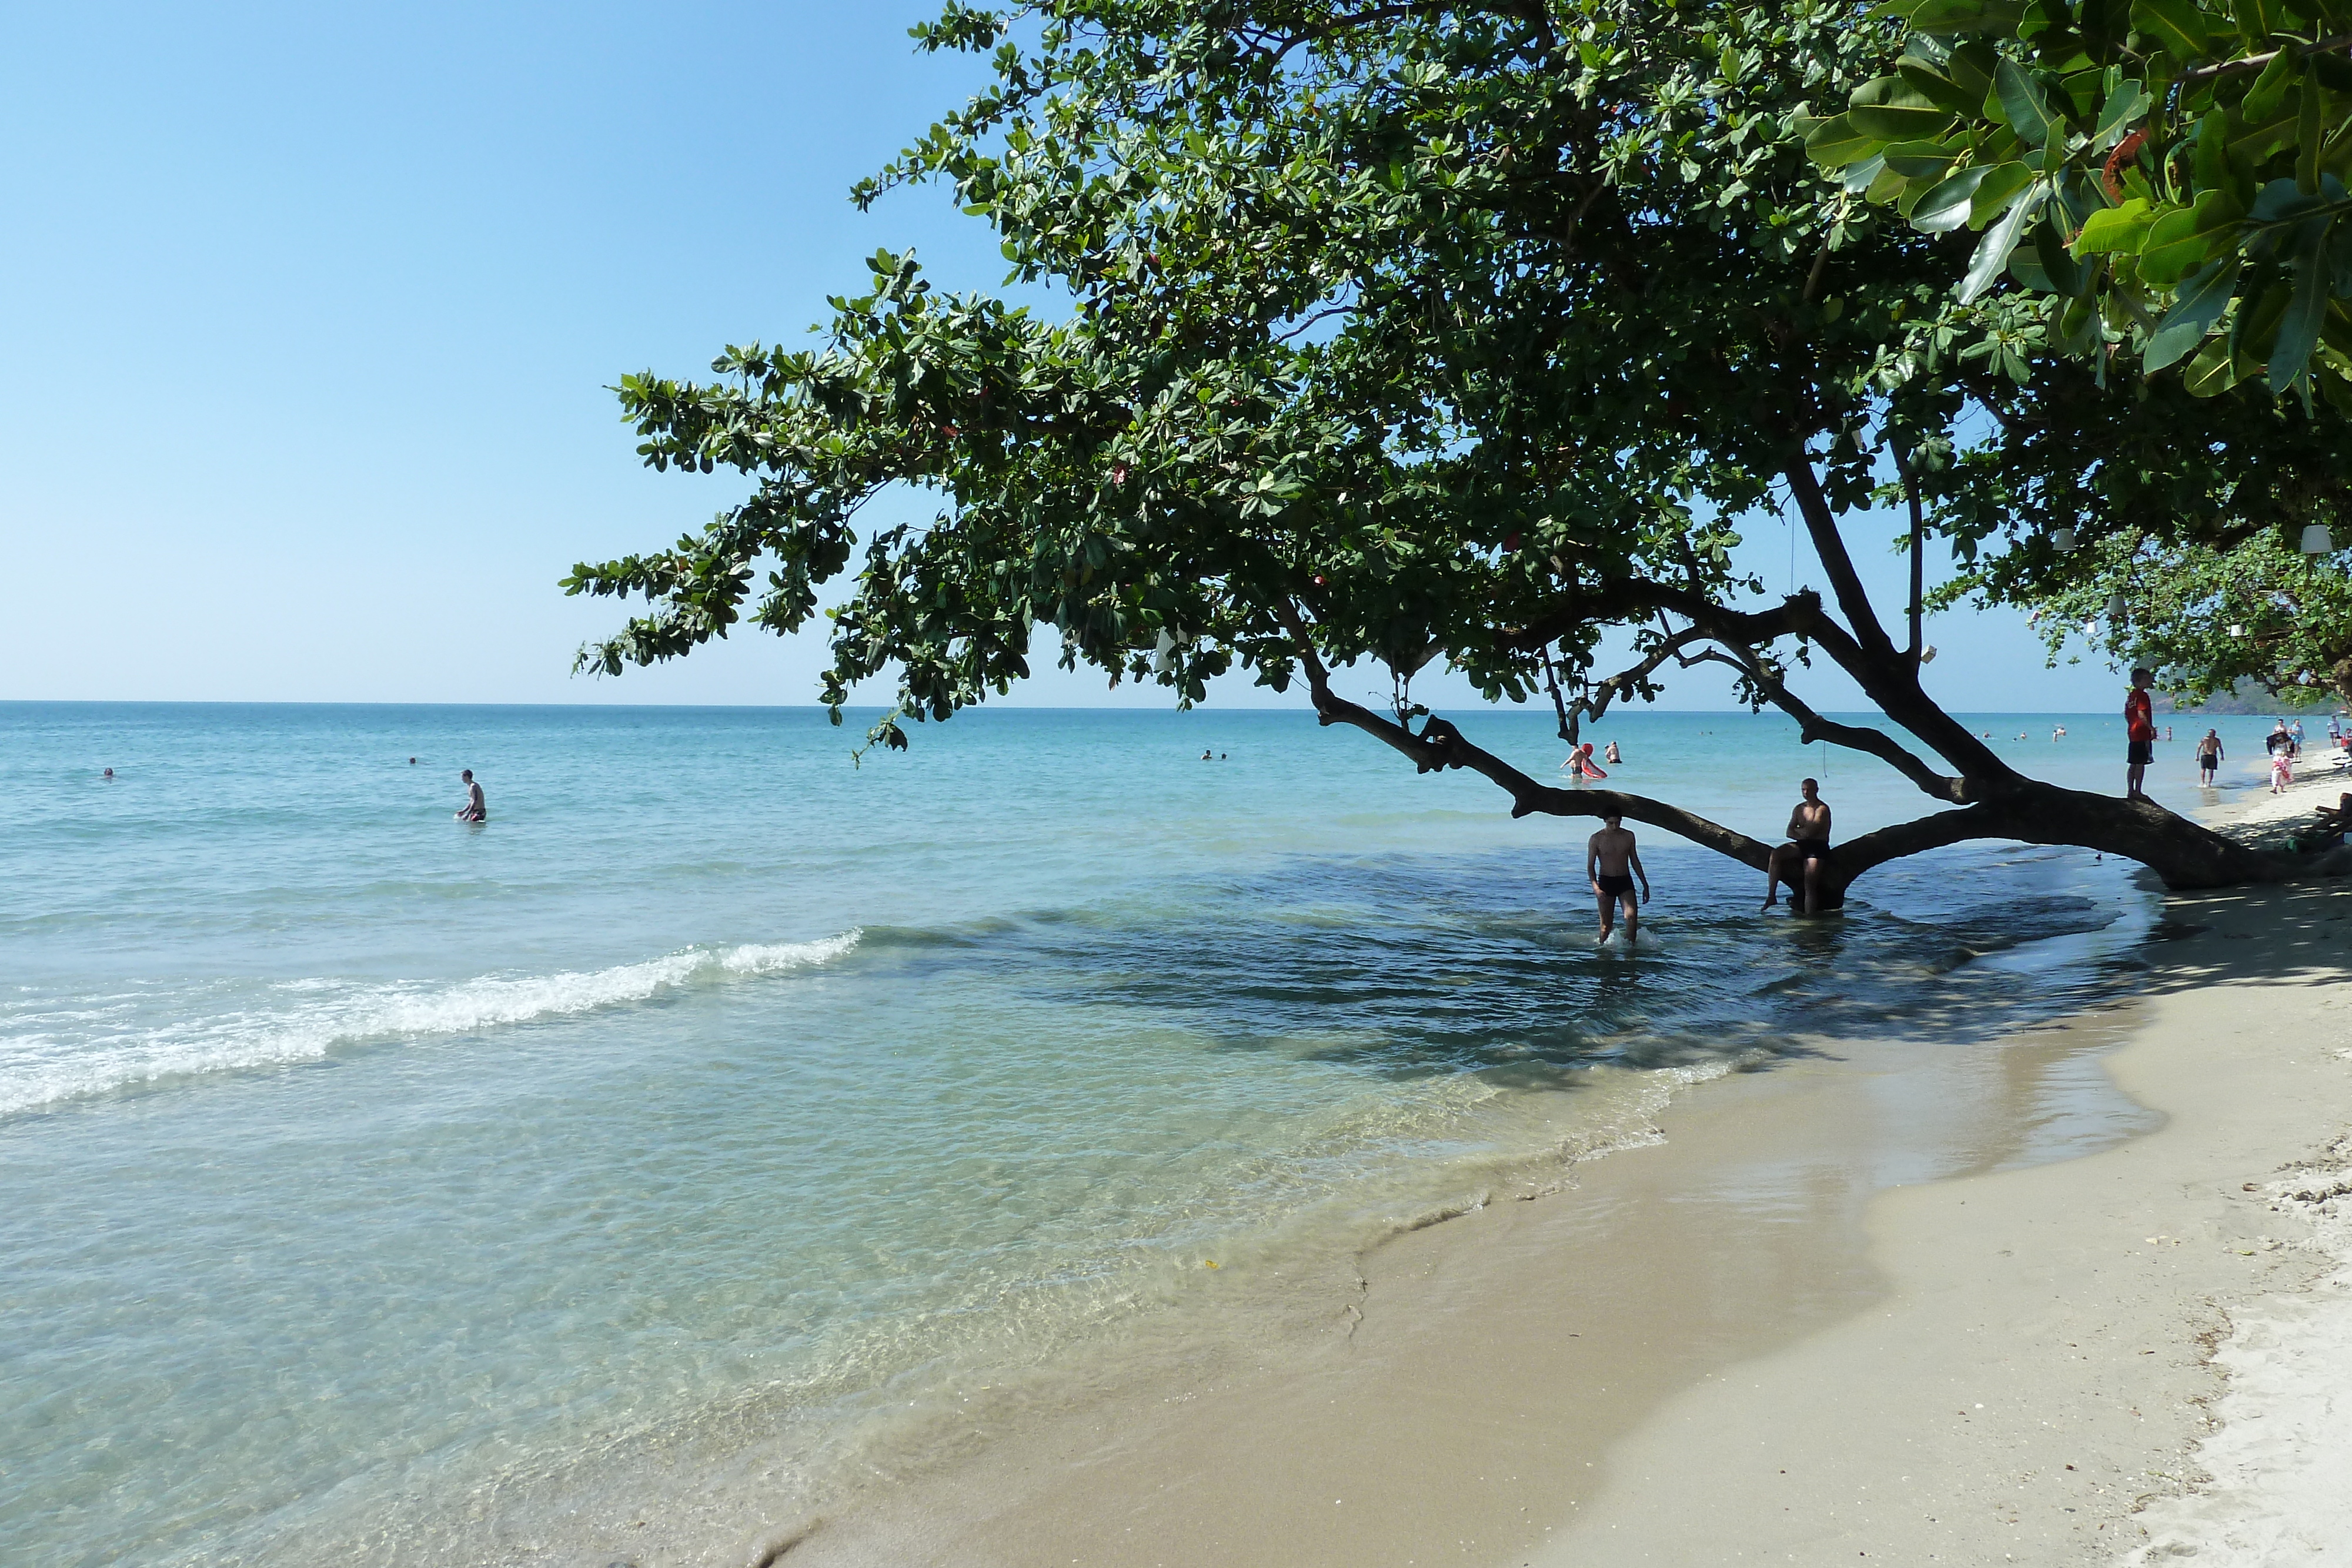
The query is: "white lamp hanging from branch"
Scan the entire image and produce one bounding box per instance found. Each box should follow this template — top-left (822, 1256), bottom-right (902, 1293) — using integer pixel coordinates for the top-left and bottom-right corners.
top-left (2303, 524), bottom-right (2335, 555)
top-left (2106, 591), bottom-right (2127, 620)
top-left (2052, 526), bottom-right (2078, 553)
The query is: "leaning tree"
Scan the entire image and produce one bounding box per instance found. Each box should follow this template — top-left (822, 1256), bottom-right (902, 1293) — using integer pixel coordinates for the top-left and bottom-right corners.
top-left (568, 0), bottom-right (2304, 908)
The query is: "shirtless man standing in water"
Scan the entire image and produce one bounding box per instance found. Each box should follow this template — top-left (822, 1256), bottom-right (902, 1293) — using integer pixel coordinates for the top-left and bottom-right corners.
top-left (1585, 813), bottom-right (1650, 945)
top-left (1762, 778), bottom-right (1831, 912)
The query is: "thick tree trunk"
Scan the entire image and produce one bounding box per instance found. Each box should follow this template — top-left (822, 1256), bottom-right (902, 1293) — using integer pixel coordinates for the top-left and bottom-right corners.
top-left (1294, 674), bottom-right (2293, 912)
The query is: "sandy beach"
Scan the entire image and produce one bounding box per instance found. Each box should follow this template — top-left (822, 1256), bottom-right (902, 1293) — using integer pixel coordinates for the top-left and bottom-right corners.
top-left (774, 758), bottom-right (2352, 1568)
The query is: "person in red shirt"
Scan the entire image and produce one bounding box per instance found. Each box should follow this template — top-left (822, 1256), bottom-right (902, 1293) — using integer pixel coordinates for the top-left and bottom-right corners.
top-left (2124, 667), bottom-right (2157, 801)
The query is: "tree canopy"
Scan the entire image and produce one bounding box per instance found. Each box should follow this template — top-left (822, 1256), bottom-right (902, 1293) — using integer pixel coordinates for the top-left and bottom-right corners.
top-left (569, 0), bottom-right (2316, 900)
top-left (1814, 0), bottom-right (2352, 400)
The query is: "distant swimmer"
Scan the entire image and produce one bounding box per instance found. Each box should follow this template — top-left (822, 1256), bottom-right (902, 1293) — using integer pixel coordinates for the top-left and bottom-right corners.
top-left (1201, 749), bottom-right (1212, 761)
top-left (1762, 778), bottom-right (1831, 913)
top-left (1603, 741), bottom-right (1622, 765)
top-left (409, 757), bottom-right (417, 765)
top-left (1586, 813), bottom-right (1649, 945)
top-left (455, 768), bottom-right (486, 822)
top-left (102, 767), bottom-right (114, 778)
top-left (2052, 725), bottom-right (2067, 740)
top-left (2196, 729), bottom-right (2223, 785)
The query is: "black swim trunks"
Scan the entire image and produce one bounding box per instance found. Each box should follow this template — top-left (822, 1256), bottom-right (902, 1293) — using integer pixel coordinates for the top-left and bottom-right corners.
top-left (1595, 872), bottom-right (1635, 897)
top-left (2127, 739), bottom-right (2154, 766)
top-left (1795, 837), bottom-right (1830, 859)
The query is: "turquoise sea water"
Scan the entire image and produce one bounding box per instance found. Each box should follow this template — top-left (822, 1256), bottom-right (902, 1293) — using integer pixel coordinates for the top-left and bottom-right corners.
top-left (0, 701), bottom-right (2298, 1563)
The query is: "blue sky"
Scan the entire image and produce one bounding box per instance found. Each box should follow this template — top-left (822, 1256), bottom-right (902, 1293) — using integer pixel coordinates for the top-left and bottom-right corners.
top-left (2, 2), bottom-right (2126, 713)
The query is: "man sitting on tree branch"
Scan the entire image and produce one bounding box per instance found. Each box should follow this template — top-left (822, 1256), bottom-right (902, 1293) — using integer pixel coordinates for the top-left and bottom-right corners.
top-left (1762, 779), bottom-right (1834, 915)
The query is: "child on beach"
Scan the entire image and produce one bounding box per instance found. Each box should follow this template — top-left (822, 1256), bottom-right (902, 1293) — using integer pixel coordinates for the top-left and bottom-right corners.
top-left (2272, 748), bottom-right (2295, 794)
top-left (2123, 667), bottom-right (2156, 800)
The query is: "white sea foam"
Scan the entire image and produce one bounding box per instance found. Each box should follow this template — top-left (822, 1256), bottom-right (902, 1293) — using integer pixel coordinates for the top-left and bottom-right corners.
top-left (0, 931), bottom-right (860, 1118)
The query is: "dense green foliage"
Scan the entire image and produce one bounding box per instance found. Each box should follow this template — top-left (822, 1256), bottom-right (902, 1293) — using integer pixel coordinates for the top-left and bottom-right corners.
top-left (1909, 352), bottom-right (2347, 703)
top-left (1813, 0), bottom-right (2352, 399)
top-left (567, 0), bottom-right (2318, 890)
top-left (1942, 526), bottom-right (2352, 704)
top-left (572, 2), bottom-right (1989, 744)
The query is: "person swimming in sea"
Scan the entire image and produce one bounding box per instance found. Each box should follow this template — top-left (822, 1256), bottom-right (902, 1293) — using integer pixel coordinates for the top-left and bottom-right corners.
top-left (1585, 813), bottom-right (1649, 945)
top-left (1603, 740), bottom-right (1622, 765)
top-left (1761, 778), bottom-right (1831, 912)
top-left (455, 769), bottom-right (486, 822)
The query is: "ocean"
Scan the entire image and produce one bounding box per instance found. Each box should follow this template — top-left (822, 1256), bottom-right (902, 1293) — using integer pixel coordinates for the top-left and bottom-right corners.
top-left (0, 700), bottom-right (2304, 1564)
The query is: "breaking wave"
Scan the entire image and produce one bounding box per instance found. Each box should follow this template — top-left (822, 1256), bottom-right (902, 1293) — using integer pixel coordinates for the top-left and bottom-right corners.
top-left (0, 931), bottom-right (861, 1118)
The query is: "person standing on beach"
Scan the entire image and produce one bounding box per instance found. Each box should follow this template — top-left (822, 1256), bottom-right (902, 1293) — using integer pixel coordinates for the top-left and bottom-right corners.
top-left (1585, 813), bottom-right (1648, 945)
top-left (2196, 729), bottom-right (2223, 785)
top-left (2124, 667), bottom-right (2157, 800)
top-left (455, 769), bottom-right (486, 822)
top-left (1761, 779), bottom-right (1831, 912)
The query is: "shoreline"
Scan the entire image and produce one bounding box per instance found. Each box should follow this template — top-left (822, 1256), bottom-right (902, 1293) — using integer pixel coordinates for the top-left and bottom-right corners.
top-left (747, 768), bottom-right (2351, 1568)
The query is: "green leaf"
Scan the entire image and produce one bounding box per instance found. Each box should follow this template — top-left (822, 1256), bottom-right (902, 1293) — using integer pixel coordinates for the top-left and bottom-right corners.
top-left (1883, 138), bottom-right (1966, 179)
top-left (2183, 332), bottom-right (2240, 396)
top-left (2093, 80), bottom-right (2151, 145)
top-left (2132, 0), bottom-right (2220, 59)
top-left (1994, 59), bottom-right (2055, 149)
top-left (1969, 161), bottom-right (2035, 225)
top-left (2145, 256), bottom-right (2243, 370)
top-left (2241, 45), bottom-right (2297, 123)
top-left (2139, 189), bottom-right (2246, 287)
top-left (1847, 76), bottom-right (1962, 142)
top-left (1894, 0), bottom-right (2027, 31)
top-left (1897, 62), bottom-right (1984, 117)
top-left (2193, 110), bottom-right (2229, 192)
top-left (2269, 234), bottom-right (2333, 392)
top-left (2230, 0), bottom-right (2283, 47)
top-left (2073, 197), bottom-right (2156, 254)
top-left (1960, 180), bottom-right (2046, 302)
top-left (1912, 164), bottom-right (1994, 230)
top-left (2297, 76), bottom-right (2325, 192)
top-left (2036, 218), bottom-right (2090, 293)
top-left (1805, 112), bottom-right (1881, 167)
top-left (1945, 41), bottom-right (1998, 106)
top-left (1840, 152), bottom-right (1889, 193)
top-left (2230, 277), bottom-right (2294, 366)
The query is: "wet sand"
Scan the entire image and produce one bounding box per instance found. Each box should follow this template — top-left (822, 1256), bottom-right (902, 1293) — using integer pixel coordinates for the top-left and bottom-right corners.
top-left (763, 780), bottom-right (2352, 1568)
